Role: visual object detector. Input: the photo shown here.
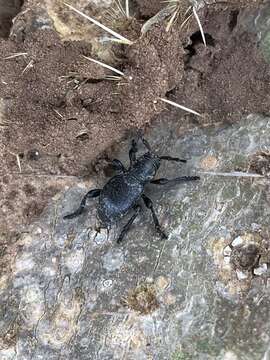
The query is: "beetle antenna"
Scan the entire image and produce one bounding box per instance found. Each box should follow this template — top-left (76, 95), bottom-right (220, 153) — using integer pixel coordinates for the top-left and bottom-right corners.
top-left (141, 137), bottom-right (152, 152)
top-left (137, 131), bottom-right (152, 153)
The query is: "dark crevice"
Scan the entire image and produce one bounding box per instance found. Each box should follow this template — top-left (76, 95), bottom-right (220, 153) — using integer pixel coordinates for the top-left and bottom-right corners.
top-left (184, 32), bottom-right (216, 66)
top-left (228, 10), bottom-right (239, 32)
top-left (165, 87), bottom-right (177, 97)
top-left (189, 31), bottom-right (216, 47)
top-left (0, 0), bottom-right (24, 38)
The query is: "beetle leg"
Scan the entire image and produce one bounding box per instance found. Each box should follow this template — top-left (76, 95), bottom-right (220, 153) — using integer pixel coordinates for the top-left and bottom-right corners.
top-left (150, 176), bottom-right (200, 185)
top-left (141, 194), bottom-right (167, 239)
top-left (63, 189), bottom-right (101, 219)
top-left (111, 159), bottom-right (126, 173)
top-left (160, 155), bottom-right (186, 163)
top-left (129, 139), bottom-right (138, 166)
top-left (117, 204), bottom-right (141, 244)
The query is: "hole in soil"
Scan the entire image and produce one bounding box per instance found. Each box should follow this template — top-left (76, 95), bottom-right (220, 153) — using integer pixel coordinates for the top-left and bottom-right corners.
top-left (190, 31), bottom-right (216, 47)
top-left (76, 133), bottom-right (89, 142)
top-left (165, 87), bottom-right (177, 97)
top-left (0, 0), bottom-right (24, 38)
top-left (184, 31), bottom-right (215, 66)
top-left (228, 10), bottom-right (239, 32)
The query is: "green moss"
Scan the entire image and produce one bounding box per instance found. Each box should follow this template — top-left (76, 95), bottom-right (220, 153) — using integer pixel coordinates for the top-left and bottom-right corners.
top-left (171, 350), bottom-right (192, 360)
top-left (260, 32), bottom-right (270, 63)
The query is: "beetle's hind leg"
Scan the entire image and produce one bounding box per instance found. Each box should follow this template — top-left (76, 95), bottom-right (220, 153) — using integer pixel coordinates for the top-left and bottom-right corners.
top-left (160, 155), bottom-right (186, 163)
top-left (150, 176), bottom-right (200, 185)
top-left (63, 189), bottom-right (101, 219)
top-left (117, 205), bottom-right (141, 244)
top-left (141, 194), bottom-right (167, 239)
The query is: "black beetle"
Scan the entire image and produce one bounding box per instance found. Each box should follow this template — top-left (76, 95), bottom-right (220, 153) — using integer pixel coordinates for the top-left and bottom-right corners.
top-left (64, 136), bottom-right (199, 243)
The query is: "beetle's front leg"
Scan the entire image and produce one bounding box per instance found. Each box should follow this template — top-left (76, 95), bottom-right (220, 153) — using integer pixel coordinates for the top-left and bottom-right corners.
top-left (111, 159), bottom-right (126, 174)
top-left (63, 189), bottom-right (101, 219)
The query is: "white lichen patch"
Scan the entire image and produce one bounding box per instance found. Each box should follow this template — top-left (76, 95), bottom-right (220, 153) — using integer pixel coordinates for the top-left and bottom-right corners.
top-left (38, 297), bottom-right (81, 349)
top-left (0, 274), bottom-right (9, 291)
top-left (200, 155), bottom-right (219, 170)
top-left (108, 314), bottom-right (148, 352)
top-left (0, 347), bottom-right (16, 360)
top-left (19, 284), bottom-right (45, 328)
top-left (103, 249), bottom-right (124, 271)
top-left (64, 248), bottom-right (85, 273)
top-left (14, 253), bottom-right (35, 274)
top-left (94, 228), bottom-right (107, 245)
top-left (155, 276), bottom-right (171, 293)
top-left (223, 351), bottom-right (239, 360)
top-left (100, 278), bottom-right (113, 291)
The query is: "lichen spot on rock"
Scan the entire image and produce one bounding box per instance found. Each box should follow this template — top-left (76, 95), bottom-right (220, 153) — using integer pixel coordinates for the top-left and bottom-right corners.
top-left (122, 283), bottom-right (159, 315)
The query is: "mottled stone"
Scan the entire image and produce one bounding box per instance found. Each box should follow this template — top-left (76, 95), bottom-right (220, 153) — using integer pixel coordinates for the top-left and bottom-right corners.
top-left (2, 115), bottom-right (270, 360)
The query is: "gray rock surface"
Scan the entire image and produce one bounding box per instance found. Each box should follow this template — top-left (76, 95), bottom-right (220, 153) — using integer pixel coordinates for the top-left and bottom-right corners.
top-left (1, 114), bottom-right (270, 359)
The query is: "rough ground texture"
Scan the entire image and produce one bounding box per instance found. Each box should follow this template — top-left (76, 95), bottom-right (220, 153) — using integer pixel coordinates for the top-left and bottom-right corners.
top-left (0, 0), bottom-right (269, 232)
top-left (1, 115), bottom-right (270, 359)
top-left (1, 1), bottom-right (270, 358)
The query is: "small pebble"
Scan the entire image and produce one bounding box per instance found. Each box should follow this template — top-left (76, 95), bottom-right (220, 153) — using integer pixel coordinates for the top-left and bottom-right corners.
top-left (254, 263), bottom-right (267, 276)
top-left (236, 269), bottom-right (248, 280)
top-left (103, 279), bottom-right (113, 288)
top-left (27, 149), bottom-right (41, 161)
top-left (231, 236), bottom-right (244, 247)
top-left (223, 246), bottom-right (232, 257)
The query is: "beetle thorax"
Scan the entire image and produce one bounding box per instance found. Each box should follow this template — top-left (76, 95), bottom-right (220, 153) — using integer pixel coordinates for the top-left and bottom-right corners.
top-left (130, 152), bottom-right (160, 183)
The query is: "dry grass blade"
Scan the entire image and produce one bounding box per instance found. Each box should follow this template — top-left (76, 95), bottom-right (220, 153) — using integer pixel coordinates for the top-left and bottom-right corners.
top-left (9, 152), bottom-right (22, 173)
top-left (21, 59), bottom-right (34, 75)
top-left (64, 3), bottom-right (132, 44)
top-left (199, 171), bottom-right (265, 178)
top-left (115, 0), bottom-right (126, 18)
top-left (82, 56), bottom-right (124, 76)
top-left (105, 75), bottom-right (122, 81)
top-left (166, 8), bottom-right (178, 32)
top-left (159, 98), bottom-right (202, 117)
top-left (4, 52), bottom-right (28, 60)
top-left (193, 7), bottom-right (206, 47)
top-left (125, 0), bottom-right (130, 18)
top-left (180, 12), bottom-right (192, 29)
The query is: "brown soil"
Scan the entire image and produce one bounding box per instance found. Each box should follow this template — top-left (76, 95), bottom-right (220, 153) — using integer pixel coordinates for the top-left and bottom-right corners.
top-left (0, 0), bottom-right (269, 232)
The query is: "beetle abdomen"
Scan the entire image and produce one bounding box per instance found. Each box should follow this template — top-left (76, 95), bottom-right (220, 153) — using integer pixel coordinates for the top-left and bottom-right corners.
top-left (98, 174), bottom-right (143, 225)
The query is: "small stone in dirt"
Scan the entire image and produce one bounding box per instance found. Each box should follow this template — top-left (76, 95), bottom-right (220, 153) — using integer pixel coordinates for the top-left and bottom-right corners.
top-left (27, 149), bottom-right (41, 161)
top-left (254, 263), bottom-right (267, 276)
top-left (236, 269), bottom-right (249, 280)
top-left (223, 245), bottom-right (232, 257)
